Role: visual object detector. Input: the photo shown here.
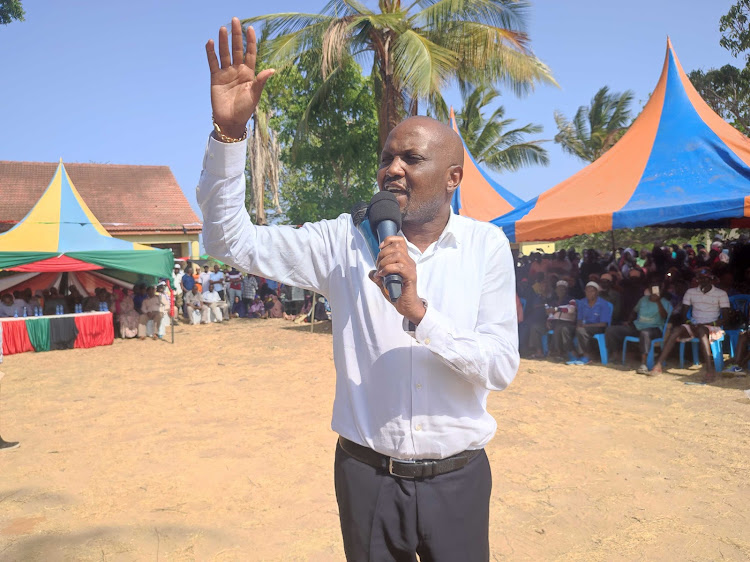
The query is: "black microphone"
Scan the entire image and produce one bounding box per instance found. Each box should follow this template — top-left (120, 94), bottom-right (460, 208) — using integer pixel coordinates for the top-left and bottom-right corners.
top-left (367, 191), bottom-right (402, 302)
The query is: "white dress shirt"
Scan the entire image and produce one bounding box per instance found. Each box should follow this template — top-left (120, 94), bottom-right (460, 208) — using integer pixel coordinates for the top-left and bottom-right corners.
top-left (197, 136), bottom-right (519, 460)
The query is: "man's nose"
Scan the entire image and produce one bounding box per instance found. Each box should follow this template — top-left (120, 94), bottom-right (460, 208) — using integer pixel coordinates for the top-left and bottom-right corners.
top-left (385, 156), bottom-right (406, 178)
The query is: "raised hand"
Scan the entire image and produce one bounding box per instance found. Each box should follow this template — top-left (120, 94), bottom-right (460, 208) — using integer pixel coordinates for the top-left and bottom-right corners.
top-left (205, 17), bottom-right (275, 140)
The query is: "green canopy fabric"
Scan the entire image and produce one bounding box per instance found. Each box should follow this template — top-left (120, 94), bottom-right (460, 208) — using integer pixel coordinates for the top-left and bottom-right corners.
top-left (26, 317), bottom-right (51, 352)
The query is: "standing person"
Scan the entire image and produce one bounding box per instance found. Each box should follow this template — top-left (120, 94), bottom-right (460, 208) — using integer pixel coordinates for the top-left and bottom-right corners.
top-left (180, 265), bottom-right (196, 318)
top-left (209, 264), bottom-right (226, 301)
top-left (226, 267), bottom-right (243, 304)
top-left (172, 263), bottom-right (184, 320)
top-left (199, 265), bottom-right (212, 293)
top-left (241, 272), bottom-right (258, 310)
top-left (198, 19), bottom-right (519, 560)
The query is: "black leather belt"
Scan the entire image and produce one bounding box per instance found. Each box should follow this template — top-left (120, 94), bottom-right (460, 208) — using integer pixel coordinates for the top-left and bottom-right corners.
top-left (338, 436), bottom-right (482, 479)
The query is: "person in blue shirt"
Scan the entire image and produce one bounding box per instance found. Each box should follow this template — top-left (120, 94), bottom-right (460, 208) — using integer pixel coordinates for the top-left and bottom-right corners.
top-left (566, 281), bottom-right (612, 365)
top-left (605, 287), bottom-right (672, 373)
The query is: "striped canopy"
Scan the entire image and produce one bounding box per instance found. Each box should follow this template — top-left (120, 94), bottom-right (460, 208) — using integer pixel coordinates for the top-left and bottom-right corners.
top-left (493, 39), bottom-right (750, 243)
top-left (449, 108), bottom-right (525, 221)
top-left (0, 161), bottom-right (173, 278)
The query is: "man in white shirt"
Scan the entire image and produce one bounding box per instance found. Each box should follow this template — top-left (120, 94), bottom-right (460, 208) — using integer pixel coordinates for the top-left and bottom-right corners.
top-left (202, 283), bottom-right (229, 322)
top-left (199, 19), bottom-right (518, 561)
top-left (172, 263), bottom-right (184, 318)
top-left (209, 265), bottom-right (226, 301)
top-left (199, 265), bottom-right (212, 294)
top-left (137, 286), bottom-right (162, 340)
top-left (650, 269), bottom-right (730, 381)
top-left (184, 286), bottom-right (205, 325)
top-left (0, 294), bottom-right (15, 317)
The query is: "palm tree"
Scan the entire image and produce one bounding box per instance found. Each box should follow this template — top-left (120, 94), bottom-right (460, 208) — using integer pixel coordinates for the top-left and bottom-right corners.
top-left (456, 84), bottom-right (548, 172)
top-left (553, 86), bottom-right (634, 162)
top-left (244, 0), bottom-right (555, 150)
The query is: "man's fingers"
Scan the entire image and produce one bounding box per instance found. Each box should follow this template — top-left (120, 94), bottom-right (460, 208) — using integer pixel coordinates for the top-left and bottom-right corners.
top-left (369, 271), bottom-right (390, 301)
top-left (231, 17), bottom-right (244, 66)
top-left (205, 40), bottom-right (220, 74)
top-left (245, 25), bottom-right (258, 80)
top-left (250, 68), bottom-right (275, 99)
top-left (218, 26), bottom-right (231, 68)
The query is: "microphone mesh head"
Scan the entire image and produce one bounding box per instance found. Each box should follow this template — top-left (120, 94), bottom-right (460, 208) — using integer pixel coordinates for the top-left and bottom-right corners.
top-left (367, 191), bottom-right (402, 234)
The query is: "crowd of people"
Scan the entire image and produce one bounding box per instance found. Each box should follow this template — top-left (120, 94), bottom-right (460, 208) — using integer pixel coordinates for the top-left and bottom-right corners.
top-left (172, 260), bottom-right (329, 326)
top-left (515, 236), bottom-right (750, 382)
top-left (0, 260), bottom-right (331, 346)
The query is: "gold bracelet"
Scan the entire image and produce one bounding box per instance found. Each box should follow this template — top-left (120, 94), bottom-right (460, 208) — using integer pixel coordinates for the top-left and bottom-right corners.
top-left (212, 118), bottom-right (248, 143)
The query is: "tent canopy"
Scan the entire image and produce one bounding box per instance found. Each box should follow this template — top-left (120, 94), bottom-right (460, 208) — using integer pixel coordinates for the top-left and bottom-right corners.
top-left (0, 161), bottom-right (173, 279)
top-left (493, 39), bottom-right (750, 243)
top-left (448, 108), bottom-right (525, 221)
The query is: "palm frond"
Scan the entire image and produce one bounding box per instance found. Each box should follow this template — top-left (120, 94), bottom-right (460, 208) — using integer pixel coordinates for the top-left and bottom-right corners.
top-left (392, 29), bottom-right (458, 95)
top-left (415, 0), bottom-right (529, 33)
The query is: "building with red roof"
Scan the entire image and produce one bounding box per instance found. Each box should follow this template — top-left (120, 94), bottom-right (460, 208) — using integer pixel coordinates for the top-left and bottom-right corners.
top-left (0, 160), bottom-right (202, 259)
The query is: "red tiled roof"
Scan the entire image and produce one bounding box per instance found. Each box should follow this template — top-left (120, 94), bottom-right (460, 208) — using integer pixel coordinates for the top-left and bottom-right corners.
top-left (0, 160), bottom-right (202, 235)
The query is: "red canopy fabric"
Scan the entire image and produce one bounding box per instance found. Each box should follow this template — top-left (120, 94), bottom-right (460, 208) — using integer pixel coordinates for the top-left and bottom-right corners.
top-left (1, 319), bottom-right (34, 355)
top-left (8, 255), bottom-right (103, 272)
top-left (74, 313), bottom-right (114, 349)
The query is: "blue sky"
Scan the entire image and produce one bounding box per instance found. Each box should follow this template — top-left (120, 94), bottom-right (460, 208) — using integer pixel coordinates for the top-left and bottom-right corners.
top-left (0, 0), bottom-right (740, 221)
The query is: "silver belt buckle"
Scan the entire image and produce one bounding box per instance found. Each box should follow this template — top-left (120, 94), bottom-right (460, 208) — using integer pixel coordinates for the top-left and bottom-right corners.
top-left (389, 457), bottom-right (417, 479)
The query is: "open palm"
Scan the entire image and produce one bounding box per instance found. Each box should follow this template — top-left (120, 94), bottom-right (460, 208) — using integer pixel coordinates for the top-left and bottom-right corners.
top-left (205, 17), bottom-right (275, 139)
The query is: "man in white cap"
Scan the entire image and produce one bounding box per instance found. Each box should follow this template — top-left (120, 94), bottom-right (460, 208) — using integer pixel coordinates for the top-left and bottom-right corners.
top-left (566, 281), bottom-right (612, 365)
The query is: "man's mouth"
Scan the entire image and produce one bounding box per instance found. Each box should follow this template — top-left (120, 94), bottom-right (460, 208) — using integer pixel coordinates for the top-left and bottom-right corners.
top-left (384, 183), bottom-right (408, 195)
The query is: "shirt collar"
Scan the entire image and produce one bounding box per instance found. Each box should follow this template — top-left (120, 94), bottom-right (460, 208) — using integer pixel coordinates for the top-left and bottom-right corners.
top-left (437, 208), bottom-right (462, 248)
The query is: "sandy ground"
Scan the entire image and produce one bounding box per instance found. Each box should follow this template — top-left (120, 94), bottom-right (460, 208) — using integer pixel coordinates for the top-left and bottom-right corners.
top-left (1, 318), bottom-right (749, 561)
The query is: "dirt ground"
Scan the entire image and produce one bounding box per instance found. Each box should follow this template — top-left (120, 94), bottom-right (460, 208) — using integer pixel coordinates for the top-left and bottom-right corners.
top-left (1, 318), bottom-right (749, 561)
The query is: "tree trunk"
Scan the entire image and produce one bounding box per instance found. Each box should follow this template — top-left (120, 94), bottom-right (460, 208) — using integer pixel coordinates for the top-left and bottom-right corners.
top-left (376, 33), bottom-right (404, 153)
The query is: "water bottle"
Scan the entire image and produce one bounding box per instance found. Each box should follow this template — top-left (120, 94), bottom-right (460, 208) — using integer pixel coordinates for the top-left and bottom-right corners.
top-left (14, 309), bottom-right (18, 318)
top-left (22, 306), bottom-right (27, 317)
top-left (57, 305), bottom-right (63, 315)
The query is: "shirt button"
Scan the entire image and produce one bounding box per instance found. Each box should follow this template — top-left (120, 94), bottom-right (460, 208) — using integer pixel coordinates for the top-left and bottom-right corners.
top-left (424, 338), bottom-right (431, 345)
top-left (415, 424), bottom-right (422, 431)
top-left (416, 383), bottom-right (422, 390)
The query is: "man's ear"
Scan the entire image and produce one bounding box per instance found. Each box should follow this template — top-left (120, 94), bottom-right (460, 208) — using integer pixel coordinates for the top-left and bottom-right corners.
top-left (447, 165), bottom-right (463, 195)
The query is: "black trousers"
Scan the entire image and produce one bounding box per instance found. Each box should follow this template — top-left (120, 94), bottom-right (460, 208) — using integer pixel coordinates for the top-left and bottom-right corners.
top-left (334, 441), bottom-right (492, 562)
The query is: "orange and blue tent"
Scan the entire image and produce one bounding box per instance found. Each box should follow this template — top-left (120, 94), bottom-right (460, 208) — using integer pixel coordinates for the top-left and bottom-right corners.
top-left (0, 161), bottom-right (172, 280)
top-left (449, 108), bottom-right (525, 222)
top-left (493, 39), bottom-right (750, 242)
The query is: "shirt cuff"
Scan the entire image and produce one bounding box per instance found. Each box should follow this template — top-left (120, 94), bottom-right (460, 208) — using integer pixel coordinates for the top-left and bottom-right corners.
top-left (203, 134), bottom-right (248, 178)
top-left (413, 304), bottom-right (452, 348)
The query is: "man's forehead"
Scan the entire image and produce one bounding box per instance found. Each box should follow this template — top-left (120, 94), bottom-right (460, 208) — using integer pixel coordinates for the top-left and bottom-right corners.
top-left (382, 124), bottom-right (432, 152)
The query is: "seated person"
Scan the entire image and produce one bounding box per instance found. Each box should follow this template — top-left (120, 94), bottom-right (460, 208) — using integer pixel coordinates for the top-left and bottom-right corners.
top-left (43, 287), bottom-right (67, 315)
top-left (117, 288), bottom-right (140, 338)
top-left (263, 293), bottom-right (284, 319)
top-left (202, 282), bottom-right (230, 322)
top-left (0, 294), bottom-right (15, 317)
top-left (137, 286), bottom-right (162, 339)
top-left (605, 286), bottom-right (673, 374)
top-left (184, 286), bottom-right (205, 324)
top-left (548, 281), bottom-right (578, 360)
top-left (248, 296), bottom-right (265, 318)
top-left (231, 295), bottom-right (247, 318)
top-left (313, 296), bottom-right (328, 321)
top-left (597, 273), bottom-right (622, 323)
top-left (566, 282), bottom-right (612, 365)
top-left (650, 269), bottom-right (730, 382)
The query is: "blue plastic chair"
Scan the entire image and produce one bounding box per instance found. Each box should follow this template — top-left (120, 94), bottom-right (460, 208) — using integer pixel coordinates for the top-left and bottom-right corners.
top-left (542, 300), bottom-right (613, 363)
top-left (725, 294), bottom-right (750, 358)
top-left (592, 300), bottom-right (615, 365)
top-left (519, 297), bottom-right (527, 314)
top-left (621, 312), bottom-right (671, 370)
top-left (678, 307), bottom-right (725, 371)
